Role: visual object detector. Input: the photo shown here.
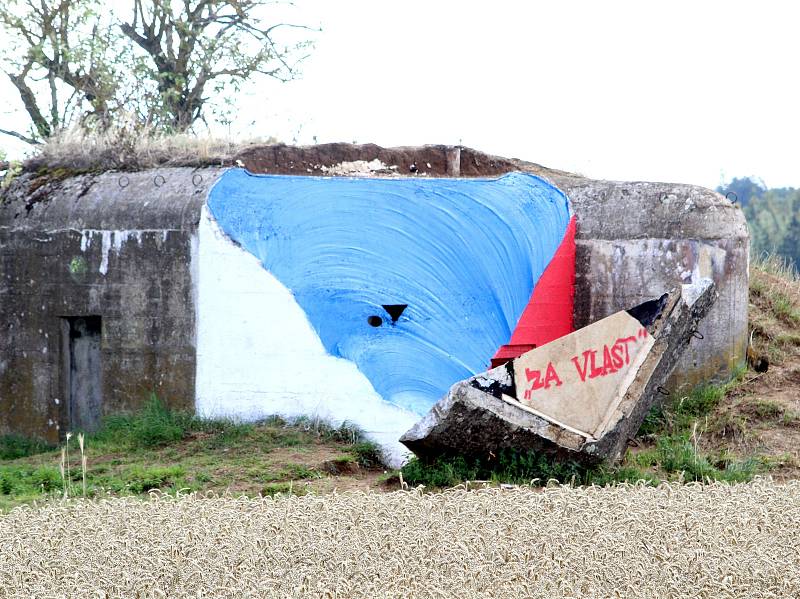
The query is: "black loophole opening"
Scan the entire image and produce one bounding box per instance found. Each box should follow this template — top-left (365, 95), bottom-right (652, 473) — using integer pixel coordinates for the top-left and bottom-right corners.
top-left (382, 304), bottom-right (407, 323)
top-left (367, 315), bottom-right (383, 327)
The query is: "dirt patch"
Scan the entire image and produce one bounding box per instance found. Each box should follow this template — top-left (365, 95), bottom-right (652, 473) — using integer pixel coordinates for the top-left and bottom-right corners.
top-left (266, 445), bottom-right (346, 467)
top-left (235, 143), bottom-right (521, 178)
top-left (319, 458), bottom-right (360, 475)
top-left (785, 368), bottom-right (800, 385)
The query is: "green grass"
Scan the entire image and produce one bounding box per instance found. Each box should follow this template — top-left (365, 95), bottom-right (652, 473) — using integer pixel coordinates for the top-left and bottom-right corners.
top-left (261, 482), bottom-right (310, 497)
top-left (290, 416), bottom-right (370, 445)
top-left (772, 293), bottom-right (800, 325)
top-left (122, 466), bottom-right (191, 494)
top-left (750, 399), bottom-right (785, 419)
top-left (85, 396), bottom-right (380, 456)
top-left (775, 333), bottom-right (800, 347)
top-left (0, 465), bottom-right (61, 496)
top-left (752, 253), bottom-right (799, 280)
top-left (782, 411), bottom-right (800, 426)
top-left (750, 277), bottom-right (766, 296)
top-left (276, 464), bottom-right (321, 480)
top-left (89, 394), bottom-right (255, 451)
top-left (631, 368), bottom-right (762, 482)
top-left (348, 442), bottom-right (384, 469)
top-left (651, 436), bottom-right (757, 482)
top-left (0, 399), bottom-right (386, 512)
top-left (400, 450), bottom-right (658, 489)
top-left (0, 434), bottom-right (55, 460)
top-left (641, 367), bottom-right (747, 435)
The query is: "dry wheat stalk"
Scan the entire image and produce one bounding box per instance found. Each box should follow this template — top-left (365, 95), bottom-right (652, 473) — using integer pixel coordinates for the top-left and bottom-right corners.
top-left (78, 433), bottom-right (86, 498)
top-left (1, 479), bottom-right (799, 597)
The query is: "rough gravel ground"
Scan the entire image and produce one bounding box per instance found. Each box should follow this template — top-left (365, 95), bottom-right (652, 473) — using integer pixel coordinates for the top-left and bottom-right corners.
top-left (1, 480), bottom-right (799, 598)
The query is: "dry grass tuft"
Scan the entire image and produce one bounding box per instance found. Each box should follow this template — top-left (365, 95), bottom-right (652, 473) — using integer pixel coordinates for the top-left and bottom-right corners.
top-left (22, 125), bottom-right (276, 173)
top-left (749, 254), bottom-right (800, 362)
top-left (1, 480), bottom-right (799, 597)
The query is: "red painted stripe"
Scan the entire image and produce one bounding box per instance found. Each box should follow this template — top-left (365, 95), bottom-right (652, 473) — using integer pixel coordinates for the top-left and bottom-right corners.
top-left (491, 215), bottom-right (576, 368)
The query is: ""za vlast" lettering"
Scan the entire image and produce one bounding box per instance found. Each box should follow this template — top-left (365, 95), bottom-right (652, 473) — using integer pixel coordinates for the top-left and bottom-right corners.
top-left (522, 328), bottom-right (648, 400)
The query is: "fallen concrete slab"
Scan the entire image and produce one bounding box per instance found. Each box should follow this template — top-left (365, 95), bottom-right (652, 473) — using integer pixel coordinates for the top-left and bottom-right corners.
top-left (400, 279), bottom-right (717, 465)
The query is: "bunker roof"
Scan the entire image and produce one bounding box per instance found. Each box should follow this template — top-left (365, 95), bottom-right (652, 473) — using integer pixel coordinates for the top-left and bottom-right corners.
top-left (0, 143), bottom-right (746, 241)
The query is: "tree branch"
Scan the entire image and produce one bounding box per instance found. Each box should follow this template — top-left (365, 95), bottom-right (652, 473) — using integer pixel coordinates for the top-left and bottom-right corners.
top-left (0, 127), bottom-right (41, 145)
top-left (7, 66), bottom-right (51, 138)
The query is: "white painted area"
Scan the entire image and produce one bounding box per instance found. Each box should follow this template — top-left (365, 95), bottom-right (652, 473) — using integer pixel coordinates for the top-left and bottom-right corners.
top-left (99, 231), bottom-right (112, 275)
top-left (80, 231), bottom-right (92, 251)
top-left (79, 229), bottom-right (145, 276)
top-left (193, 206), bottom-right (418, 467)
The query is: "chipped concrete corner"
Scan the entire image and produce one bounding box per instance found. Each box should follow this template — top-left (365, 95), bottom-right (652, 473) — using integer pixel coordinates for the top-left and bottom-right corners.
top-left (400, 279), bottom-right (717, 464)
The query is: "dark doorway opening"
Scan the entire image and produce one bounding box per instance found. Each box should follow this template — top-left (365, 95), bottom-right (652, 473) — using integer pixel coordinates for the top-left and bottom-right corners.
top-left (62, 316), bottom-right (102, 432)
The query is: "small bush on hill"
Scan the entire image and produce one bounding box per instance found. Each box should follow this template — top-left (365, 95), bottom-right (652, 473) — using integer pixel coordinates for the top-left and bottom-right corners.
top-left (348, 442), bottom-right (385, 469)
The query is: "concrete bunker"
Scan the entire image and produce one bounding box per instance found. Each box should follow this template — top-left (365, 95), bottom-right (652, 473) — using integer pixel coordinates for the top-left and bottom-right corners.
top-left (0, 143), bottom-right (749, 465)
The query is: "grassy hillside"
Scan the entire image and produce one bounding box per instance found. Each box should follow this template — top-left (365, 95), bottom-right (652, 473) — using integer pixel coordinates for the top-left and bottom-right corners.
top-left (696, 256), bottom-right (800, 478)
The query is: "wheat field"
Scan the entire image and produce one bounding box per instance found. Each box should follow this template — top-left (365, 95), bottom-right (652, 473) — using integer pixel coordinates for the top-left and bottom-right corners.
top-left (1, 480), bottom-right (799, 598)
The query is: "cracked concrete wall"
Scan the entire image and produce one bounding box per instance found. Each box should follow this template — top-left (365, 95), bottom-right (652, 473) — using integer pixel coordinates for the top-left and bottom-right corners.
top-left (0, 168), bottom-right (221, 442)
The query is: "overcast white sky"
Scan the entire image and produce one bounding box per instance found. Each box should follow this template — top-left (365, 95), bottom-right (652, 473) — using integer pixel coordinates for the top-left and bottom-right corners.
top-left (2, 0), bottom-right (799, 189)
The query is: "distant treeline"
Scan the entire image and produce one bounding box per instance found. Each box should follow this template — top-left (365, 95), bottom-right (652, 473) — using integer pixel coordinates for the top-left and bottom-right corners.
top-left (718, 177), bottom-right (800, 270)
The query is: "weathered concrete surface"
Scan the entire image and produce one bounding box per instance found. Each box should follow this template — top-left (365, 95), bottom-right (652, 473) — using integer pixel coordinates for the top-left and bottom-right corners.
top-left (0, 167), bottom-right (222, 441)
top-left (400, 280), bottom-right (717, 464)
top-left (398, 362), bottom-right (588, 460)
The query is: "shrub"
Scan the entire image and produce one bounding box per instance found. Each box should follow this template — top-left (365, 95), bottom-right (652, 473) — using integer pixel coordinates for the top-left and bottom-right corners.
top-left (125, 466), bottom-right (186, 494)
top-left (94, 395), bottom-right (187, 449)
top-left (0, 465), bottom-right (61, 495)
top-left (349, 442), bottom-right (385, 469)
top-left (0, 434), bottom-right (54, 460)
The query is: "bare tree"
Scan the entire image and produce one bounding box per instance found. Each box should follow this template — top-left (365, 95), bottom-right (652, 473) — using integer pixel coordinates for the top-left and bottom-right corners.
top-left (0, 0), bottom-right (314, 143)
top-left (0, 0), bottom-right (119, 144)
top-left (119, 1), bottom-right (314, 132)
